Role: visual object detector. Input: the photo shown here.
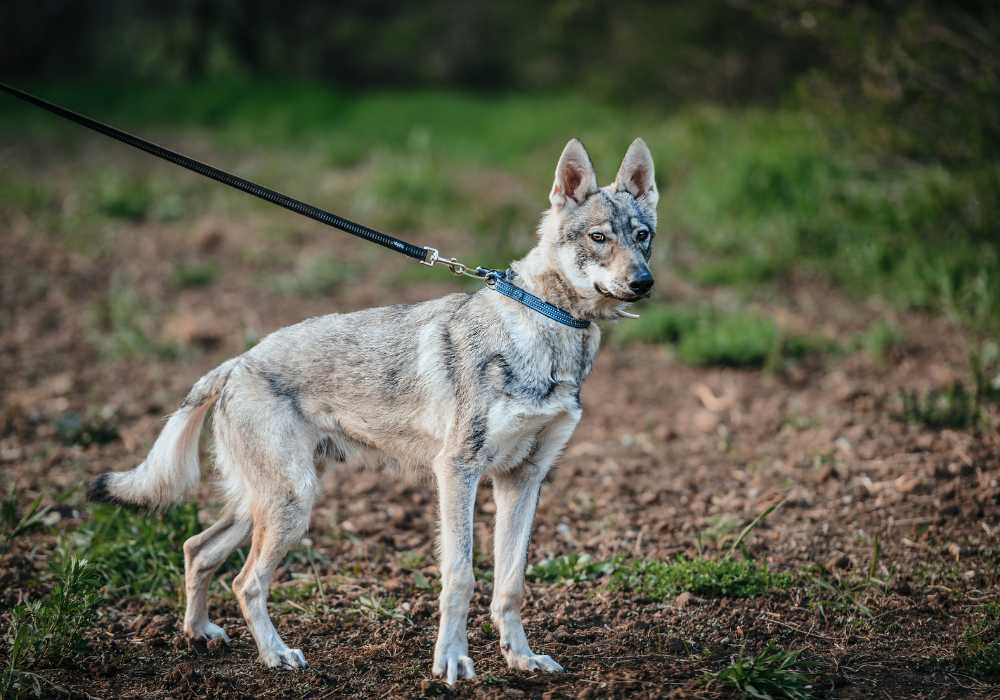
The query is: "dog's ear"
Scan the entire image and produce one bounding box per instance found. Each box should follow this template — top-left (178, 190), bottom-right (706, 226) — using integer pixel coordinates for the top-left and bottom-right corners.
top-left (614, 138), bottom-right (658, 207)
top-left (550, 138), bottom-right (599, 209)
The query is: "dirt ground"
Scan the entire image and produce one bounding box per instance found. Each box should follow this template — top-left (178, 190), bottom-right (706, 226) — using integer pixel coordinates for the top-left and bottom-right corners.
top-left (2, 155), bottom-right (999, 699)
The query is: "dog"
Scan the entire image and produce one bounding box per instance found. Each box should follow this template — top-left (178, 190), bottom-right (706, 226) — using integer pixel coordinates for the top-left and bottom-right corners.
top-left (88, 137), bottom-right (658, 684)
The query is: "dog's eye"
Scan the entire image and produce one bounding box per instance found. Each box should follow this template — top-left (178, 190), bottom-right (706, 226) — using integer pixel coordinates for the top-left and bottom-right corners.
top-left (589, 232), bottom-right (606, 243)
top-left (635, 229), bottom-right (649, 243)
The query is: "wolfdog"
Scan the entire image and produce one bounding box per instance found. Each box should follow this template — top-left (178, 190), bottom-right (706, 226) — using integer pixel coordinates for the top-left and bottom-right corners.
top-left (88, 137), bottom-right (658, 683)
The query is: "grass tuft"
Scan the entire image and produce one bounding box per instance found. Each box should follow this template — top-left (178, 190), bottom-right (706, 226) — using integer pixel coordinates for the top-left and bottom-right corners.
top-left (615, 304), bottom-right (831, 369)
top-left (88, 279), bottom-right (178, 359)
top-left (897, 382), bottom-right (981, 430)
top-left (54, 410), bottom-right (119, 447)
top-left (526, 553), bottom-right (618, 584)
top-left (1, 557), bottom-right (102, 698)
top-left (527, 552), bottom-right (788, 599)
top-left (172, 260), bottom-right (220, 289)
top-left (857, 320), bottom-right (904, 366)
top-left (62, 503), bottom-right (200, 598)
top-left (708, 643), bottom-right (814, 700)
top-left (610, 556), bottom-right (790, 600)
top-left (1, 487), bottom-right (50, 546)
top-left (956, 602), bottom-right (1000, 676)
top-left (93, 175), bottom-right (154, 221)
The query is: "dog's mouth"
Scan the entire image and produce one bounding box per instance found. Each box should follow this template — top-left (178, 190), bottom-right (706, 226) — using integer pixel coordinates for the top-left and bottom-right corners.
top-left (594, 283), bottom-right (647, 303)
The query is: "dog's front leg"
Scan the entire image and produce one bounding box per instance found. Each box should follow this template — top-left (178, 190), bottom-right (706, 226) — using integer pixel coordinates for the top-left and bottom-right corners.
top-left (432, 457), bottom-right (480, 685)
top-left (490, 413), bottom-right (578, 674)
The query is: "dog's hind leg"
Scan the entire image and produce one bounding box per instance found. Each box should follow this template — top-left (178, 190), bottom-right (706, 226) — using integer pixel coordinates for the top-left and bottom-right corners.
top-left (432, 456), bottom-right (480, 685)
top-left (490, 413), bottom-right (578, 673)
top-left (232, 488), bottom-right (315, 670)
top-left (182, 508), bottom-right (252, 643)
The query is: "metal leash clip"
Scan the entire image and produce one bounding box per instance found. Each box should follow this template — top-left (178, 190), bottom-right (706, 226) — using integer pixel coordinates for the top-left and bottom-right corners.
top-left (422, 246), bottom-right (490, 280)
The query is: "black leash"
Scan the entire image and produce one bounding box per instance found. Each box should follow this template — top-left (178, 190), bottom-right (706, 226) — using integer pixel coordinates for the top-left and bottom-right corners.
top-left (0, 83), bottom-right (592, 329)
top-left (0, 82), bottom-right (432, 263)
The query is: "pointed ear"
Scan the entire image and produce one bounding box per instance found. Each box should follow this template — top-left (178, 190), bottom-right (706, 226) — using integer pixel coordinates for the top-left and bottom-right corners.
top-left (614, 138), bottom-right (658, 206)
top-left (550, 138), bottom-right (599, 209)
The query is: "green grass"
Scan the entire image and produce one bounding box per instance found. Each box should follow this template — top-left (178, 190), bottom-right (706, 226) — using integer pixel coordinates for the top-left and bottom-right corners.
top-left (526, 552), bottom-right (788, 599)
top-left (92, 174), bottom-right (154, 221)
top-left (54, 410), bottom-right (119, 447)
top-left (614, 304), bottom-right (832, 368)
top-left (956, 602), bottom-right (1000, 676)
top-left (526, 553), bottom-right (619, 584)
top-left (87, 278), bottom-right (179, 359)
top-left (610, 556), bottom-right (790, 600)
top-left (2, 80), bottom-right (997, 331)
top-left (1, 557), bottom-right (102, 698)
top-left (1, 487), bottom-right (49, 546)
top-left (271, 254), bottom-right (358, 297)
top-left (856, 320), bottom-right (904, 366)
top-left (972, 341), bottom-right (1000, 406)
top-left (660, 109), bottom-right (1000, 332)
top-left (172, 260), bottom-right (220, 289)
top-left (897, 382), bottom-right (981, 430)
top-left (707, 644), bottom-right (815, 700)
top-left (61, 503), bottom-right (200, 598)
top-left (0, 175), bottom-right (54, 214)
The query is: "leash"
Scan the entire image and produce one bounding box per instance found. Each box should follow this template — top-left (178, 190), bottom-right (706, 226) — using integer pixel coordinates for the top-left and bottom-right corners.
top-left (0, 83), bottom-right (591, 329)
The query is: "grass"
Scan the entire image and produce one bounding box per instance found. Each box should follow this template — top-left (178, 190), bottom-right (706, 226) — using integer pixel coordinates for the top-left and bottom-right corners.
top-left (1, 486), bottom-right (49, 546)
top-left (527, 553), bottom-right (789, 599)
top-left (610, 556), bottom-right (790, 600)
top-left (271, 254), bottom-right (357, 297)
top-left (92, 174), bottom-right (154, 221)
top-left (613, 304), bottom-right (832, 368)
top-left (525, 553), bottom-right (618, 584)
top-left (529, 503), bottom-right (788, 598)
top-left (707, 644), bottom-right (815, 700)
top-left (172, 260), bottom-right (220, 289)
top-left (1, 497), bottom-right (237, 697)
top-left (856, 320), bottom-right (904, 366)
top-left (54, 410), bottom-right (119, 447)
top-left (353, 595), bottom-right (411, 625)
top-left (972, 341), bottom-right (1000, 406)
top-left (895, 344), bottom-right (1000, 430)
top-left (2, 80), bottom-right (995, 332)
top-left (87, 278), bottom-right (179, 359)
top-left (897, 382), bottom-right (981, 430)
top-left (1, 557), bottom-right (102, 698)
top-left (61, 503), bottom-right (201, 598)
top-left (956, 602), bottom-right (1000, 676)
top-left (0, 175), bottom-right (53, 214)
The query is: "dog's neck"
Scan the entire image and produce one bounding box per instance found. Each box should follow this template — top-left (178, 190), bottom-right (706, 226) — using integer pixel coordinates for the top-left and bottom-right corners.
top-left (509, 245), bottom-right (615, 323)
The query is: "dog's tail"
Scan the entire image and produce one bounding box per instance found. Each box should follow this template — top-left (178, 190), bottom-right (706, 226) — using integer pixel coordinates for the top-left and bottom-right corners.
top-left (88, 358), bottom-right (239, 510)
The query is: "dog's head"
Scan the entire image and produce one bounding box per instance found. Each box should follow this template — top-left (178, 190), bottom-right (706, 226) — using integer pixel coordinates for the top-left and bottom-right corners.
top-left (539, 138), bottom-right (658, 318)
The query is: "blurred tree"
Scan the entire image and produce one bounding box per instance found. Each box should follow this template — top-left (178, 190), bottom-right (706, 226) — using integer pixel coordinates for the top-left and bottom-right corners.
top-left (1, 1), bottom-right (996, 162)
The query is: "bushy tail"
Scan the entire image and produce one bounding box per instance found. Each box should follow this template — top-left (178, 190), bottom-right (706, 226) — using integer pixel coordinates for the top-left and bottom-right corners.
top-left (88, 358), bottom-right (239, 510)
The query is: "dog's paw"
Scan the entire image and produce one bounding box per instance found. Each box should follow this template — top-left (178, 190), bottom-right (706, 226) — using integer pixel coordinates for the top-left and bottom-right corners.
top-left (185, 622), bottom-right (231, 645)
top-left (260, 647), bottom-right (308, 671)
top-left (433, 651), bottom-right (476, 686)
top-left (504, 651), bottom-right (564, 673)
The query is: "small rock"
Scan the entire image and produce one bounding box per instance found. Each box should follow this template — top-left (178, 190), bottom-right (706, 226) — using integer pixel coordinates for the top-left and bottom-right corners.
top-left (674, 591), bottom-right (692, 609)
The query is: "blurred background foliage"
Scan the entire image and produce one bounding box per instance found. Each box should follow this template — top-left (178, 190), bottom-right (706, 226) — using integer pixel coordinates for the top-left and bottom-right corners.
top-left (2, 0), bottom-right (998, 332)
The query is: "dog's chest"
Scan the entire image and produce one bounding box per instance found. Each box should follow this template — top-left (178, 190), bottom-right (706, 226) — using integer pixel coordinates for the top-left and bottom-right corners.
top-left (484, 327), bottom-right (595, 409)
top-left (474, 327), bottom-right (597, 466)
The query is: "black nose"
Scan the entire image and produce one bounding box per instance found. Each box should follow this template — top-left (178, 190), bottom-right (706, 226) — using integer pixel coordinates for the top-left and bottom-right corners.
top-left (628, 271), bottom-right (654, 295)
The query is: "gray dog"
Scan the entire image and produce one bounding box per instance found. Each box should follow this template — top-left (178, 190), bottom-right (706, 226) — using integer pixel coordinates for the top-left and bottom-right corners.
top-left (89, 137), bottom-right (658, 684)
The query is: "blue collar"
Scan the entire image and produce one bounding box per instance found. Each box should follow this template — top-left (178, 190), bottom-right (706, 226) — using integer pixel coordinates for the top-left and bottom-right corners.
top-left (480, 268), bottom-right (591, 329)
